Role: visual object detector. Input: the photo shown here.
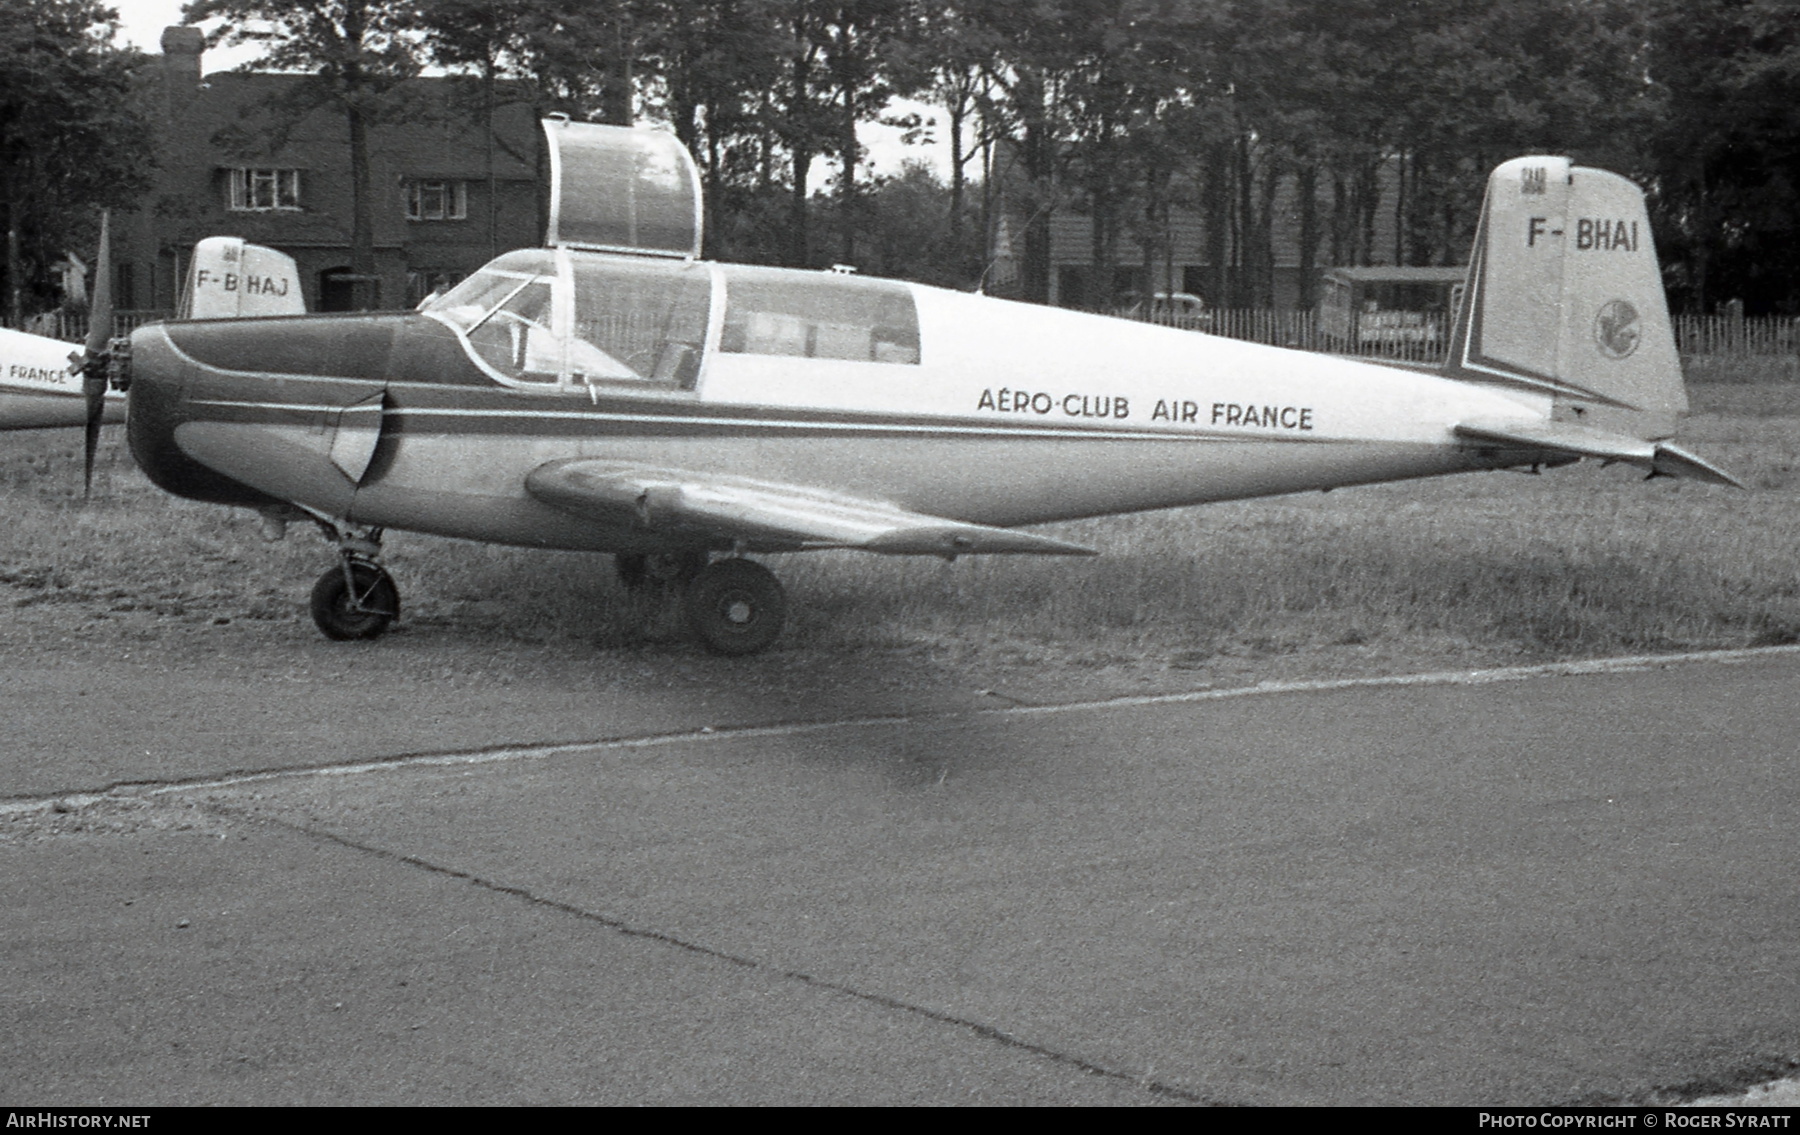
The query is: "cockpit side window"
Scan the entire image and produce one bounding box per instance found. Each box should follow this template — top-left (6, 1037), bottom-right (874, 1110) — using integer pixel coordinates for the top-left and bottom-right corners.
top-left (568, 255), bottom-right (712, 388)
top-left (463, 279), bottom-right (560, 381)
top-left (429, 249), bottom-right (554, 333)
top-left (719, 268), bottom-right (919, 364)
top-left (430, 248), bottom-right (713, 391)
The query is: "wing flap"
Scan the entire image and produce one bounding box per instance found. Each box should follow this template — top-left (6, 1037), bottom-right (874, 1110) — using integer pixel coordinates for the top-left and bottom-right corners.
top-left (525, 460), bottom-right (1096, 556)
top-left (1454, 419), bottom-right (1743, 488)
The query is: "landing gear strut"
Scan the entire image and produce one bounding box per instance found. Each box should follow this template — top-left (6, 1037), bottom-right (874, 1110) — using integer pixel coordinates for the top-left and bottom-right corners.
top-left (308, 524), bottom-right (399, 640)
top-left (615, 549), bottom-right (708, 590)
top-left (683, 558), bottom-right (785, 656)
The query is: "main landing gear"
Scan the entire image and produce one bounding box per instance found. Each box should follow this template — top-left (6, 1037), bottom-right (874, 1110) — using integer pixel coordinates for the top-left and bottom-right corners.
top-left (293, 522), bottom-right (784, 654)
top-left (614, 550), bottom-right (708, 590)
top-left (683, 558), bottom-right (785, 656)
top-left (614, 550), bottom-right (788, 655)
top-left (308, 524), bottom-right (399, 641)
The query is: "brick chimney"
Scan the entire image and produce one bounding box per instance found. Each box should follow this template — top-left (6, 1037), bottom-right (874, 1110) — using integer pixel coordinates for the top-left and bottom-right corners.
top-left (160, 26), bottom-right (204, 83)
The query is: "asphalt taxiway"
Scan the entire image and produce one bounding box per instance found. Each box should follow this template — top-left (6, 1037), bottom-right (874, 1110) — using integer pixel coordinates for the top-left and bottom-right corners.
top-left (4, 647), bottom-right (1799, 1104)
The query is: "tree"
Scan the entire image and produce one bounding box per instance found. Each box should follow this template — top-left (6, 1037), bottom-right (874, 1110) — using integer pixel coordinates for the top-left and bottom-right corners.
top-left (1642, 0), bottom-right (1800, 313)
top-left (411, 0), bottom-right (530, 258)
top-left (184, 0), bottom-right (421, 310)
top-left (817, 0), bottom-right (925, 265)
top-left (0, 0), bottom-right (150, 325)
top-left (640, 0), bottom-right (790, 260)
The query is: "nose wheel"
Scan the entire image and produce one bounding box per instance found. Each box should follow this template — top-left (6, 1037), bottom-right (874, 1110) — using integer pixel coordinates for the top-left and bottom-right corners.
top-left (303, 520), bottom-right (399, 640)
top-left (310, 560), bottom-right (400, 640)
top-left (684, 558), bottom-right (785, 655)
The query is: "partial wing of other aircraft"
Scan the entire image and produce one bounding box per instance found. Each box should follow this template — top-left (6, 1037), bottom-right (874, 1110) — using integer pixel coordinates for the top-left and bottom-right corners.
top-left (1, 212), bottom-right (122, 449)
top-left (118, 123), bottom-right (1738, 655)
top-left (0, 324), bottom-right (120, 430)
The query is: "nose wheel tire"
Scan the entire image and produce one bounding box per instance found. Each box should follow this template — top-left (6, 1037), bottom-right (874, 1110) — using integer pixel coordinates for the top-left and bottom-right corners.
top-left (310, 562), bottom-right (400, 640)
top-left (684, 558), bottom-right (785, 655)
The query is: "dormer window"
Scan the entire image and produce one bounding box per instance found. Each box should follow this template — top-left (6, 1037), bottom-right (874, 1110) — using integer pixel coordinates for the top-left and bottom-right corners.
top-left (406, 180), bottom-right (468, 221)
top-left (227, 168), bottom-right (301, 211)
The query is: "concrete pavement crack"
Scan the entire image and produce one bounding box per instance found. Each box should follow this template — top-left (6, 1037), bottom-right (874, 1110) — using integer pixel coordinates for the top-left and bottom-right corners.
top-left (242, 807), bottom-right (1238, 1106)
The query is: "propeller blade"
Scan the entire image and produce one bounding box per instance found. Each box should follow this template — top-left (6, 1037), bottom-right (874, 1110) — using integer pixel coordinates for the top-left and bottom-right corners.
top-left (83, 210), bottom-right (113, 496)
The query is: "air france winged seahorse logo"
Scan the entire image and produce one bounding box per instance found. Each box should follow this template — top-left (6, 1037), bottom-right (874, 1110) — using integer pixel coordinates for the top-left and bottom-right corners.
top-left (1594, 299), bottom-right (1640, 359)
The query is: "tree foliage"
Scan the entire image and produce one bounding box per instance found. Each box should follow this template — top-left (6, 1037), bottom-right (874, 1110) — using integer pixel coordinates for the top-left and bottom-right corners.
top-left (1640, 0), bottom-right (1800, 313)
top-left (12, 0), bottom-right (1795, 316)
top-left (184, 0), bottom-right (422, 309)
top-left (0, 0), bottom-right (150, 324)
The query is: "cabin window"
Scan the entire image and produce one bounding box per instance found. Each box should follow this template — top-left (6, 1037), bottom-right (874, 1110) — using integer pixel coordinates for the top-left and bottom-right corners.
top-left (720, 268), bottom-right (918, 364)
top-left (430, 250), bottom-right (551, 329)
top-left (567, 254), bottom-right (712, 388)
top-left (462, 279), bottom-right (559, 381)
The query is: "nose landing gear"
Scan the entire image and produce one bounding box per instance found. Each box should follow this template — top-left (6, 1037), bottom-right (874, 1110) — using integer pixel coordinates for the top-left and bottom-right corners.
top-left (308, 523), bottom-right (399, 640)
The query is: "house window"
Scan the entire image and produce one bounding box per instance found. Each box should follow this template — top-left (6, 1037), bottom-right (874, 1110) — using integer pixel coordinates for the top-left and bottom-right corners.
top-left (227, 168), bottom-right (302, 211)
top-left (406, 180), bottom-right (468, 221)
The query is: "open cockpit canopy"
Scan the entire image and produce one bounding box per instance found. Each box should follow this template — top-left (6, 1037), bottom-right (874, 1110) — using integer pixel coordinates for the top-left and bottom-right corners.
top-left (422, 123), bottom-right (920, 391)
top-left (542, 119), bottom-right (702, 259)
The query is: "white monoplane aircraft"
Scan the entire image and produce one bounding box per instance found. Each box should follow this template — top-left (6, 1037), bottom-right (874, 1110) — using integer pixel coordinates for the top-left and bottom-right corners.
top-left (111, 122), bottom-right (1736, 654)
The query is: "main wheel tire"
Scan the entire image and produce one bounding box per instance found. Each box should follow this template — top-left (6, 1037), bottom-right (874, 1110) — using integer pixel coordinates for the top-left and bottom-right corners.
top-left (616, 550), bottom-right (709, 590)
top-left (684, 558), bottom-right (785, 656)
top-left (310, 562), bottom-right (400, 641)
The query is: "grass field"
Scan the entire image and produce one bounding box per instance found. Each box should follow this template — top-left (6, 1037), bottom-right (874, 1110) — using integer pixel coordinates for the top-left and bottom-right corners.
top-left (2, 380), bottom-right (1796, 687)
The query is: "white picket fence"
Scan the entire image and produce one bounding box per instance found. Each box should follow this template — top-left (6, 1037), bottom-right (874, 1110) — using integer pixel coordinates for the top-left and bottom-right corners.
top-left (10, 307), bottom-right (1797, 379)
top-left (4, 310), bottom-right (170, 342)
top-left (1142, 309), bottom-right (1800, 368)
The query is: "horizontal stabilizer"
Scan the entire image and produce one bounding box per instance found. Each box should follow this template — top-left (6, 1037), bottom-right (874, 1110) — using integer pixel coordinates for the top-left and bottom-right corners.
top-left (1649, 441), bottom-right (1745, 488)
top-left (525, 460), bottom-right (1097, 556)
top-left (1454, 420), bottom-right (1744, 487)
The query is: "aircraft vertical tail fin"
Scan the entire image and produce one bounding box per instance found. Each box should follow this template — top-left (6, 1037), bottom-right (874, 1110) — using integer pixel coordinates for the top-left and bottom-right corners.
top-left (1446, 157), bottom-right (1685, 441)
top-left (181, 237), bottom-right (306, 320)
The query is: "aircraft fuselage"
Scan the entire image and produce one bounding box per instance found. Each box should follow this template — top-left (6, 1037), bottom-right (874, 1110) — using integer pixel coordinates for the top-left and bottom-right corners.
top-left (127, 252), bottom-right (1552, 556)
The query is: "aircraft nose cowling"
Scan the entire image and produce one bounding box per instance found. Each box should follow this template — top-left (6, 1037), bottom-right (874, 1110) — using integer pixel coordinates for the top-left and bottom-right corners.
top-left (127, 323), bottom-right (282, 509)
top-left (136, 317), bottom-right (394, 518)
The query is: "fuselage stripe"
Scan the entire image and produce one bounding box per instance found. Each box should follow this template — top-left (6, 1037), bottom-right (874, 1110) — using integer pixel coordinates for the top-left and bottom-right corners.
top-left (184, 397), bottom-right (1347, 445)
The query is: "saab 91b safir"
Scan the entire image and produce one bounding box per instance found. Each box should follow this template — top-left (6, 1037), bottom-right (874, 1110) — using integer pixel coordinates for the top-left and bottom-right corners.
top-left (116, 121), bottom-right (1739, 655)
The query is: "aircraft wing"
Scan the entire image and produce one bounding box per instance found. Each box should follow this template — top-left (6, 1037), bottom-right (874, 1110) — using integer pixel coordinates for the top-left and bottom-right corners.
top-left (1453, 419), bottom-right (1744, 488)
top-left (525, 459), bottom-right (1097, 556)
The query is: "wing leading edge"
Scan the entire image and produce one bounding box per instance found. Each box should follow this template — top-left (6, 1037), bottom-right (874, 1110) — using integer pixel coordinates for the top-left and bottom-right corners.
top-left (1454, 420), bottom-right (1744, 488)
top-left (525, 459), bottom-right (1097, 557)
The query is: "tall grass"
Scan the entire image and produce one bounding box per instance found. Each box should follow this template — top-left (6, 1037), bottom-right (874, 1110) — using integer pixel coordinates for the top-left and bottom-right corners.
top-left (3, 392), bottom-right (1798, 680)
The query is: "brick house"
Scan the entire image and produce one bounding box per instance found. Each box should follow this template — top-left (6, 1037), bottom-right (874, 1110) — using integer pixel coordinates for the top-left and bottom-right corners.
top-left (115, 26), bottom-right (541, 315)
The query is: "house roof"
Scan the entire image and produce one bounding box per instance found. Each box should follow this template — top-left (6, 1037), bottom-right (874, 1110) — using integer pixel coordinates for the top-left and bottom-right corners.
top-left (146, 68), bottom-right (539, 182)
